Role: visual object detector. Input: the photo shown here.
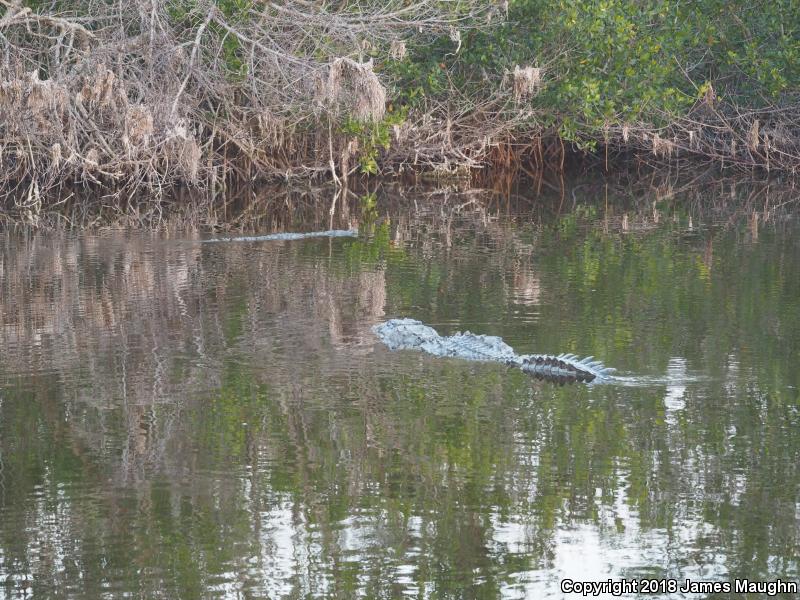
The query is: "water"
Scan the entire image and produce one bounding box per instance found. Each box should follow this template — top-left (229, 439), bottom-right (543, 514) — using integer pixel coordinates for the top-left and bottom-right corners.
top-left (0, 177), bottom-right (798, 598)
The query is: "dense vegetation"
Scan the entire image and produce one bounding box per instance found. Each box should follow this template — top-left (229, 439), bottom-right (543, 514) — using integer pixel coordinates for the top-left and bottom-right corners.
top-left (393, 0), bottom-right (799, 165)
top-left (0, 0), bottom-right (798, 204)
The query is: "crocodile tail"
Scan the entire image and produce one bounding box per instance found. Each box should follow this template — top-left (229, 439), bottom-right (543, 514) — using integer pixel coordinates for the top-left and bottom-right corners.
top-left (519, 353), bottom-right (616, 383)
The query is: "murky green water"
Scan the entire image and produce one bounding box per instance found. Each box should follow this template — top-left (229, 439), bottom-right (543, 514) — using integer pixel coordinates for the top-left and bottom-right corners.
top-left (1, 178), bottom-right (798, 598)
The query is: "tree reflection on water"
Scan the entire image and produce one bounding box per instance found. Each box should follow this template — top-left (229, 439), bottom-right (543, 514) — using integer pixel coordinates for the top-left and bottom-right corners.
top-left (0, 174), bottom-right (798, 598)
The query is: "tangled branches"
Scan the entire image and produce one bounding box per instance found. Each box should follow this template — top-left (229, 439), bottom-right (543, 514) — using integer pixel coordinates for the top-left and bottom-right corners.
top-left (0, 0), bottom-right (494, 206)
top-left (5, 0), bottom-right (792, 213)
top-left (602, 101), bottom-right (800, 173)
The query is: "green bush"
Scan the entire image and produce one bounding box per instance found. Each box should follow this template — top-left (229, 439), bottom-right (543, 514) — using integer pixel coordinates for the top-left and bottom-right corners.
top-left (453, 0), bottom-right (798, 136)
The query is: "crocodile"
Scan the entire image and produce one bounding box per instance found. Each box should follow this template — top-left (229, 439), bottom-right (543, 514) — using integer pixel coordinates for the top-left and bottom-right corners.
top-left (373, 318), bottom-right (616, 384)
top-left (202, 229), bottom-right (357, 243)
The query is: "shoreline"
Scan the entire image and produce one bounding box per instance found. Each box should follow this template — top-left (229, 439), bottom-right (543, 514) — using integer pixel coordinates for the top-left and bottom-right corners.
top-left (1, 167), bottom-right (796, 230)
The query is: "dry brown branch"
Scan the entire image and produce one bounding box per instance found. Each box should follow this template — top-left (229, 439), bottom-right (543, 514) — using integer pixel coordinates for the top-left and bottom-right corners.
top-left (0, 0), bottom-right (95, 42)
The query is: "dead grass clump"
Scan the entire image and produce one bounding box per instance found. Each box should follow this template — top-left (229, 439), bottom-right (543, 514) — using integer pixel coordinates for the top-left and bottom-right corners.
top-left (748, 119), bottom-right (760, 151)
top-left (389, 40), bottom-right (407, 61)
top-left (181, 140), bottom-right (202, 183)
top-left (513, 65), bottom-right (541, 102)
top-left (166, 120), bottom-right (202, 184)
top-left (652, 133), bottom-right (674, 158)
top-left (50, 143), bottom-right (62, 169)
top-left (0, 78), bottom-right (24, 109)
top-left (322, 57), bottom-right (386, 121)
top-left (25, 71), bottom-right (68, 128)
top-left (702, 83), bottom-right (716, 106)
top-left (78, 65), bottom-right (119, 107)
top-left (84, 148), bottom-right (100, 172)
top-left (255, 109), bottom-right (285, 148)
top-left (124, 105), bottom-right (154, 150)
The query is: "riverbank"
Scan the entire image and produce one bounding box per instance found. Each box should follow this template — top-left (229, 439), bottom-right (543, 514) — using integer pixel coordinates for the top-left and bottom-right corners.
top-left (1, 0), bottom-right (798, 209)
top-left (1, 165), bottom-right (796, 231)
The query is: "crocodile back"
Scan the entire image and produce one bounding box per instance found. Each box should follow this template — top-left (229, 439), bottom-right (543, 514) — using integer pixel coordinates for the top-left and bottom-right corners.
top-left (374, 319), bottom-right (616, 384)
